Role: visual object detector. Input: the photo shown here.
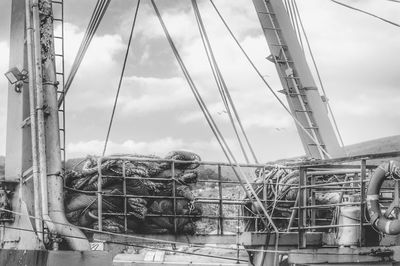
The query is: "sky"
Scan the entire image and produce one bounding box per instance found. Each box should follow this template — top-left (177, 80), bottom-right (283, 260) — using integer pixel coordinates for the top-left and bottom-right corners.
top-left (0, 0), bottom-right (399, 163)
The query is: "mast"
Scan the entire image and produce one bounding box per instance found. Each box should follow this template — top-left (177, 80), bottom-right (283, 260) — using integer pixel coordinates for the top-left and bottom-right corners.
top-left (3, 0), bottom-right (89, 250)
top-left (252, 0), bottom-right (345, 159)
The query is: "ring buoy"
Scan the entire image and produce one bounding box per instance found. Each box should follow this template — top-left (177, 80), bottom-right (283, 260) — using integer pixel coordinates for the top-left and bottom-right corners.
top-left (367, 161), bottom-right (400, 235)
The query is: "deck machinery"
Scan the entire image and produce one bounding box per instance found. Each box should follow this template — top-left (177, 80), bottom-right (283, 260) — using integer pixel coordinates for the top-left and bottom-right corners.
top-left (2, 0), bottom-right (400, 265)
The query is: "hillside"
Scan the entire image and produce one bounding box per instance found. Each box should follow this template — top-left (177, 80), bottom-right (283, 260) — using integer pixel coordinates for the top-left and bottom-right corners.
top-left (0, 135), bottom-right (399, 177)
top-left (346, 135), bottom-right (400, 156)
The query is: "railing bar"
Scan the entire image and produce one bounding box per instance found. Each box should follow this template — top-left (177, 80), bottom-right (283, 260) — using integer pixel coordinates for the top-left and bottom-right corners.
top-left (360, 159), bottom-right (366, 246)
top-left (97, 158), bottom-right (103, 231)
top-left (172, 161), bottom-right (177, 234)
top-left (123, 161), bottom-right (127, 233)
top-left (218, 164), bottom-right (224, 235)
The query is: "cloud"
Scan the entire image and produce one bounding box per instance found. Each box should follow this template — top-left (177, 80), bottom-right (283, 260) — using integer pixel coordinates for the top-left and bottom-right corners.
top-left (67, 137), bottom-right (227, 161)
top-left (117, 76), bottom-right (194, 114)
top-left (61, 23), bottom-right (126, 111)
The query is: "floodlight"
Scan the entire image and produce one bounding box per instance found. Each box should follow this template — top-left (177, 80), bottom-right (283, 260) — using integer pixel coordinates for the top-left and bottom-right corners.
top-left (4, 67), bottom-right (28, 92)
top-left (4, 67), bottom-right (27, 84)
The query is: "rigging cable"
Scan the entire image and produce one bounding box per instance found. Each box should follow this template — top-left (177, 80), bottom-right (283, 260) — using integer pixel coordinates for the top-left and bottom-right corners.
top-left (150, 0), bottom-right (279, 237)
top-left (58, 0), bottom-right (111, 107)
top-left (0, 207), bottom-right (376, 256)
top-left (192, 0), bottom-right (249, 164)
top-left (286, 0), bottom-right (303, 49)
top-left (102, 0), bottom-right (141, 156)
top-left (329, 0), bottom-right (400, 28)
top-left (191, 0), bottom-right (259, 164)
top-left (293, 0), bottom-right (346, 151)
top-left (209, 0), bottom-right (331, 159)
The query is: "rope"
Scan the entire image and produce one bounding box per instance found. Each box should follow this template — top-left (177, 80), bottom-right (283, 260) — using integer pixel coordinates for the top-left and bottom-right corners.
top-left (1, 207), bottom-right (379, 257)
top-left (190, 0), bottom-right (259, 164)
top-left (0, 207), bottom-right (282, 255)
top-left (209, 0), bottom-right (332, 159)
top-left (102, 0), bottom-right (141, 156)
top-left (329, 0), bottom-right (400, 28)
top-left (58, 0), bottom-right (111, 107)
top-left (293, 0), bottom-right (346, 151)
top-left (0, 226), bottom-right (245, 262)
top-left (150, 0), bottom-right (278, 233)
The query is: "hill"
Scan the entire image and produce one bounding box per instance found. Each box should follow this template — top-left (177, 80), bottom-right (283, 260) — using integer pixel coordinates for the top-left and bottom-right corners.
top-left (0, 135), bottom-right (399, 177)
top-left (346, 135), bottom-right (400, 156)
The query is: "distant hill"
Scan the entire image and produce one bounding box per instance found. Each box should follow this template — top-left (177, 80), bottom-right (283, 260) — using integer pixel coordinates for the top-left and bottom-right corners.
top-left (346, 135), bottom-right (400, 156)
top-left (0, 135), bottom-right (399, 176)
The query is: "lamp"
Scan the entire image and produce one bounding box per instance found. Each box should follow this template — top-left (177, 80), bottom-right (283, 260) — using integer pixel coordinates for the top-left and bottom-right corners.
top-left (4, 67), bottom-right (28, 92)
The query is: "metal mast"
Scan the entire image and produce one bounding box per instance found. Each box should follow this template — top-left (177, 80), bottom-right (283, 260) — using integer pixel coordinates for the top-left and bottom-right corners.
top-left (3, 0), bottom-right (90, 251)
top-left (252, 0), bottom-right (345, 159)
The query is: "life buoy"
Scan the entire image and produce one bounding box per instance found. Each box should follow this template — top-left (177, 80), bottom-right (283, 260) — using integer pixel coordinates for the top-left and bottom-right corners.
top-left (367, 161), bottom-right (400, 235)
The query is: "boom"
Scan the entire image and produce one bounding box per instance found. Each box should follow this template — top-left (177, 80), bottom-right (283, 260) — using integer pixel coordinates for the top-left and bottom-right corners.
top-left (252, 0), bottom-right (345, 159)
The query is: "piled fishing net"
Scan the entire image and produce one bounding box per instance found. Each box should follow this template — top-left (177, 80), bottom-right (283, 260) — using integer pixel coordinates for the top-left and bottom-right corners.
top-left (64, 150), bottom-right (202, 234)
top-left (244, 166), bottom-right (358, 231)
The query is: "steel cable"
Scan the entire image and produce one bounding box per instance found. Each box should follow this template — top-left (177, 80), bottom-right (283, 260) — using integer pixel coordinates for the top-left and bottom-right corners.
top-left (150, 0), bottom-right (278, 234)
top-left (191, 0), bottom-right (259, 164)
top-left (58, 0), bottom-right (111, 107)
top-left (103, 0), bottom-right (141, 156)
top-left (330, 0), bottom-right (400, 28)
top-left (209, 0), bottom-right (331, 159)
top-left (293, 0), bottom-right (346, 151)
top-left (0, 207), bottom-right (374, 256)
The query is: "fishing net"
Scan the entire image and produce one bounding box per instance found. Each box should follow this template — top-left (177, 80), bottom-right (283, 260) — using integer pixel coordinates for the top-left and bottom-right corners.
top-left (244, 166), bottom-right (358, 231)
top-left (64, 150), bottom-right (202, 235)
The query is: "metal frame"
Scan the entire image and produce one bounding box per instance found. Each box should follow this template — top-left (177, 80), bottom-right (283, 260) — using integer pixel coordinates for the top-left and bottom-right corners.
top-left (89, 150), bottom-right (400, 261)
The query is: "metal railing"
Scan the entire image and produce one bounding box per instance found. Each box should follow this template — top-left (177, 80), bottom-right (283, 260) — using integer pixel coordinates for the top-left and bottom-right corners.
top-left (89, 151), bottom-right (400, 249)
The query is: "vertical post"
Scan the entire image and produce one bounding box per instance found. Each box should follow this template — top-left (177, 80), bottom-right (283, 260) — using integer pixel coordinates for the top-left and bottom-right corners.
top-left (262, 168), bottom-right (267, 207)
top-left (123, 161), bottom-right (127, 233)
top-left (310, 176), bottom-right (316, 229)
top-left (218, 165), bottom-right (224, 235)
top-left (97, 158), bottom-right (103, 231)
top-left (287, 192), bottom-right (299, 232)
top-left (360, 159), bottom-right (366, 246)
top-left (298, 167), bottom-right (307, 248)
top-left (236, 192), bottom-right (240, 264)
top-left (172, 161), bottom-right (177, 233)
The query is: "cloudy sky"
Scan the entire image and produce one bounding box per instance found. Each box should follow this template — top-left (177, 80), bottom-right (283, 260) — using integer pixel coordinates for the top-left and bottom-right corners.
top-left (0, 0), bottom-right (399, 163)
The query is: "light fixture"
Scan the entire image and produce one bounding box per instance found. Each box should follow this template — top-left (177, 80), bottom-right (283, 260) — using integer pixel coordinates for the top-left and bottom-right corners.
top-left (4, 67), bottom-right (28, 93)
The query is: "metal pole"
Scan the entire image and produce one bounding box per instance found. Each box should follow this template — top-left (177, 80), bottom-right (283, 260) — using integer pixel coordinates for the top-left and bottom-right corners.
top-left (32, 0), bottom-right (89, 250)
top-left (172, 162), bottom-right (177, 233)
top-left (97, 158), bottom-right (103, 232)
top-left (360, 159), bottom-right (366, 246)
top-left (31, 0), bottom-right (55, 236)
top-left (123, 161), bottom-right (127, 233)
top-left (287, 192), bottom-right (299, 232)
top-left (218, 165), bottom-right (224, 234)
top-left (298, 167), bottom-right (307, 248)
top-left (25, 0), bottom-right (43, 240)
